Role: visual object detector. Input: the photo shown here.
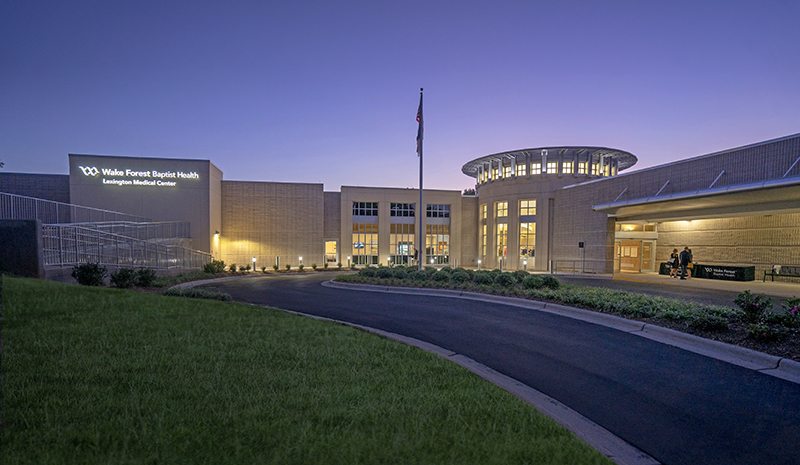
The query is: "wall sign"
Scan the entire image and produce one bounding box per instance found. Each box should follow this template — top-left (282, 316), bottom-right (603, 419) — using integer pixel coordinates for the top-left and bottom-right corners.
top-left (78, 165), bottom-right (200, 187)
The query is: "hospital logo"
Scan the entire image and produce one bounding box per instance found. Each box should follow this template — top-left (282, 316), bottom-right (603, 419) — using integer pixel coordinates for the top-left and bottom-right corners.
top-left (79, 166), bottom-right (99, 176)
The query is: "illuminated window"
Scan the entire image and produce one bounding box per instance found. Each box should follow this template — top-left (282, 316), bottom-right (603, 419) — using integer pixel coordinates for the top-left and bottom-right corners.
top-left (578, 162), bottom-right (587, 174)
top-left (502, 165), bottom-right (512, 178)
top-left (603, 163), bottom-right (610, 176)
top-left (496, 224), bottom-right (508, 258)
top-left (495, 201), bottom-right (508, 218)
top-left (519, 223), bottom-right (536, 262)
top-left (591, 163), bottom-right (599, 175)
top-left (481, 224), bottom-right (487, 258)
top-left (562, 161), bottom-right (573, 174)
top-left (353, 202), bottom-right (378, 216)
top-left (426, 204), bottom-right (450, 218)
top-left (390, 203), bottom-right (415, 217)
top-left (531, 162), bottom-right (542, 175)
top-left (492, 168), bottom-right (499, 179)
top-left (519, 199), bottom-right (536, 216)
top-left (480, 203), bottom-right (487, 220)
top-left (426, 224), bottom-right (450, 265)
top-left (390, 223), bottom-right (415, 265)
top-left (352, 223), bottom-right (378, 264)
top-left (516, 163), bottom-right (527, 176)
top-left (546, 161), bottom-right (558, 174)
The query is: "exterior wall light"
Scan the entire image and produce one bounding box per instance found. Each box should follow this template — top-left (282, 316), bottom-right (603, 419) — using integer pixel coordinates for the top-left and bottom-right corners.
top-left (523, 260), bottom-right (528, 271)
top-left (477, 259), bottom-right (481, 270)
top-left (347, 255), bottom-right (351, 267)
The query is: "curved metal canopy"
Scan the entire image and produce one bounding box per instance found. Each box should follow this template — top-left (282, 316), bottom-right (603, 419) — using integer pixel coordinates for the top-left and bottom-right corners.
top-left (461, 146), bottom-right (638, 178)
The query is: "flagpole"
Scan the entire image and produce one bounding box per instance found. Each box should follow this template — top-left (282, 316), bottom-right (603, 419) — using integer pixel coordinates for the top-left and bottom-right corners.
top-left (417, 88), bottom-right (424, 271)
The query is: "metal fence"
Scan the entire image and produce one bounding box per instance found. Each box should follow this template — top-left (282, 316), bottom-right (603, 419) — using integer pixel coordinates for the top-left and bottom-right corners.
top-left (1, 192), bottom-right (150, 223)
top-left (553, 259), bottom-right (613, 274)
top-left (42, 224), bottom-right (212, 270)
top-left (63, 221), bottom-right (191, 243)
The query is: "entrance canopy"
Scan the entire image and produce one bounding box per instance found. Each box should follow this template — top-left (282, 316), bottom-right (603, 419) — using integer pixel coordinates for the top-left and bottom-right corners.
top-left (592, 176), bottom-right (800, 222)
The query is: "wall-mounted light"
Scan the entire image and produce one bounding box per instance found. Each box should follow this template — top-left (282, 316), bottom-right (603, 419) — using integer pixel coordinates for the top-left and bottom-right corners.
top-left (477, 259), bottom-right (481, 270)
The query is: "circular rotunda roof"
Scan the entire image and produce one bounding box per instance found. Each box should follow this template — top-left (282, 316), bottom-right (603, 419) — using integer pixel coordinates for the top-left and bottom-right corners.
top-left (461, 146), bottom-right (637, 177)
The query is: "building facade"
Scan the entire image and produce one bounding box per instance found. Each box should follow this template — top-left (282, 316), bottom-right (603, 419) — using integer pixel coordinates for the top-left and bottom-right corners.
top-left (2, 133), bottom-right (799, 276)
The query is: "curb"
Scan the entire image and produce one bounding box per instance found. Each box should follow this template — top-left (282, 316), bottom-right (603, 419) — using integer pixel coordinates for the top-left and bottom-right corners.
top-left (323, 280), bottom-right (800, 385)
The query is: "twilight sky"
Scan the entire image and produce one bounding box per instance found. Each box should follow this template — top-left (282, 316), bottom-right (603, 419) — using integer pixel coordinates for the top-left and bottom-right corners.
top-left (2, 0), bottom-right (799, 192)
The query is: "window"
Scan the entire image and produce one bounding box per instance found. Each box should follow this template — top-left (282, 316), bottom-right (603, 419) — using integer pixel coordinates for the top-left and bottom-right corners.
top-left (496, 224), bottom-right (508, 258)
top-left (353, 201), bottom-right (378, 216)
top-left (562, 161), bottom-right (573, 174)
top-left (426, 224), bottom-right (450, 265)
top-left (519, 199), bottom-right (536, 216)
top-left (492, 168), bottom-right (499, 179)
top-left (546, 161), bottom-right (558, 174)
top-left (603, 163), bottom-right (610, 176)
top-left (591, 163), bottom-right (599, 176)
top-left (426, 204), bottom-right (450, 218)
top-left (390, 203), bottom-right (415, 217)
top-left (531, 162), bottom-right (542, 175)
top-left (352, 223), bottom-right (378, 264)
top-left (390, 223), bottom-right (415, 265)
top-left (578, 162), bottom-right (587, 174)
top-left (494, 201), bottom-right (508, 218)
top-left (516, 163), bottom-right (527, 176)
top-left (480, 203), bottom-right (487, 220)
top-left (519, 223), bottom-right (535, 263)
top-left (481, 224), bottom-right (487, 259)
top-left (502, 165), bottom-right (512, 178)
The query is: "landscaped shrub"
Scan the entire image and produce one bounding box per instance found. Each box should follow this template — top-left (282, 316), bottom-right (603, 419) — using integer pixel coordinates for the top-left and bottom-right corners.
top-left (440, 266), bottom-right (453, 273)
top-left (377, 267), bottom-right (393, 279)
top-left (540, 276), bottom-right (560, 290)
top-left (392, 268), bottom-right (408, 279)
top-left (413, 269), bottom-right (429, 281)
top-left (689, 312), bottom-right (729, 332)
top-left (71, 262), bottom-right (108, 286)
top-left (311, 263), bottom-right (317, 270)
top-left (229, 264), bottom-right (238, 272)
top-left (494, 272), bottom-right (515, 287)
top-left (431, 270), bottom-right (450, 282)
top-left (298, 264), bottom-right (304, 271)
top-left (203, 259), bottom-right (226, 274)
top-left (163, 287), bottom-right (232, 301)
top-left (734, 290), bottom-right (772, 323)
top-left (349, 263), bottom-right (357, 269)
top-left (451, 269), bottom-right (471, 283)
top-left (324, 262), bottom-right (329, 269)
top-left (261, 266), bottom-right (267, 272)
top-left (746, 323), bottom-right (785, 342)
top-left (136, 268), bottom-right (157, 287)
top-left (273, 264), bottom-right (279, 271)
top-left (512, 270), bottom-right (528, 282)
top-left (781, 297), bottom-right (800, 328)
top-left (110, 268), bottom-right (137, 288)
top-left (337, 262), bottom-right (343, 269)
top-left (285, 264), bottom-right (291, 271)
top-left (360, 267), bottom-right (377, 277)
top-left (522, 275), bottom-right (543, 289)
top-left (473, 272), bottom-right (493, 285)
top-left (244, 264), bottom-right (251, 271)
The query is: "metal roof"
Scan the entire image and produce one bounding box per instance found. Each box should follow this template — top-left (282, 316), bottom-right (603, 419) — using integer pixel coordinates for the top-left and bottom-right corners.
top-left (461, 146), bottom-right (637, 177)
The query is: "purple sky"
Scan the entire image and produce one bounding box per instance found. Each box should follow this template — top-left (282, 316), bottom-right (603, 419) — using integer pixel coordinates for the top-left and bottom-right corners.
top-left (2, 1), bottom-right (799, 192)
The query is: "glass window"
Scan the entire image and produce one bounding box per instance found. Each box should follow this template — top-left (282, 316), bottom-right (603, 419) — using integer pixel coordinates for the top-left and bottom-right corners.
top-left (426, 224), bottom-right (450, 265)
top-left (480, 203), bottom-right (487, 220)
top-left (546, 161), bottom-right (558, 174)
top-left (591, 163), bottom-right (599, 175)
top-left (603, 163), bottom-right (610, 176)
top-left (502, 165), bottom-right (512, 178)
top-left (578, 162), bottom-right (587, 174)
top-left (519, 199), bottom-right (536, 216)
top-left (390, 203), bottom-right (415, 217)
top-left (352, 223), bottom-right (378, 265)
top-left (353, 201), bottom-right (378, 216)
top-left (562, 161), bottom-right (573, 174)
top-left (516, 163), bottom-right (526, 176)
top-left (519, 222), bottom-right (536, 262)
top-left (492, 168), bottom-right (499, 179)
top-left (531, 162), bottom-right (542, 175)
top-left (426, 204), bottom-right (450, 218)
top-left (496, 224), bottom-right (508, 258)
top-left (481, 224), bottom-right (487, 259)
top-left (494, 201), bottom-right (508, 218)
top-left (390, 223), bottom-right (415, 265)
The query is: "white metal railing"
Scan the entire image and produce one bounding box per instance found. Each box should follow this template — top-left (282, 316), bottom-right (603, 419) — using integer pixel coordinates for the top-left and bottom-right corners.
top-left (58, 221), bottom-right (191, 243)
top-left (42, 224), bottom-right (211, 270)
top-left (1, 192), bottom-right (150, 223)
top-left (553, 259), bottom-right (613, 274)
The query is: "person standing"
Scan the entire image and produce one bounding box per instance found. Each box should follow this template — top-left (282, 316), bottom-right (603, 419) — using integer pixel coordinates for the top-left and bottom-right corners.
top-left (679, 246), bottom-right (691, 280)
top-left (669, 248), bottom-right (680, 277)
top-left (686, 248), bottom-right (694, 278)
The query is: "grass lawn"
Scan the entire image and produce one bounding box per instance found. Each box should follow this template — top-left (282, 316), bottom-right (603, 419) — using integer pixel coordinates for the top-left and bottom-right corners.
top-left (1, 277), bottom-right (612, 465)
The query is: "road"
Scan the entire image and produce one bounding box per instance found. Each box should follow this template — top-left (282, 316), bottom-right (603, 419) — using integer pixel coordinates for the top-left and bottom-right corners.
top-left (201, 273), bottom-right (800, 465)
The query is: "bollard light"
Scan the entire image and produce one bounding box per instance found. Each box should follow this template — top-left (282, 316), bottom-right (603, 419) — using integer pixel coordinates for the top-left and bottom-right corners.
top-left (478, 259), bottom-right (481, 270)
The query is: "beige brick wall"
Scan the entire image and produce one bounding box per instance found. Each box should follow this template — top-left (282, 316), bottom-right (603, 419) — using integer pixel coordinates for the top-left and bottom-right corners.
top-left (220, 181), bottom-right (324, 269)
top-left (459, 195), bottom-right (479, 267)
top-left (657, 214), bottom-right (800, 276)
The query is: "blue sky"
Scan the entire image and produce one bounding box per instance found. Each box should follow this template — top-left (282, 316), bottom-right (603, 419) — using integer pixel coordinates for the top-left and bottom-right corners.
top-left (2, 0), bottom-right (798, 191)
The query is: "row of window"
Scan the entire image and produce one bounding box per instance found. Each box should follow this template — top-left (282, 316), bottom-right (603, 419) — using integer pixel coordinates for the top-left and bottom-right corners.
top-left (481, 222), bottom-right (537, 260)
top-left (478, 161), bottom-right (611, 183)
top-left (353, 202), bottom-right (450, 218)
top-left (479, 200), bottom-right (537, 220)
top-left (354, 222), bottom-right (451, 265)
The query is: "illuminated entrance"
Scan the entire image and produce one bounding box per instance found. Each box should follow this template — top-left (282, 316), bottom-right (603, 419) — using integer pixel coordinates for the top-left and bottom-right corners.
top-left (614, 223), bottom-right (657, 273)
top-left (324, 240), bottom-right (338, 263)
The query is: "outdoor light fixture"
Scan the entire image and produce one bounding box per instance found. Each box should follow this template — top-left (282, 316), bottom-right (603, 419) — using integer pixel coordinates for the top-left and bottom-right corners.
top-left (252, 257), bottom-right (256, 263)
top-left (347, 255), bottom-right (351, 267)
top-left (524, 260), bottom-right (528, 271)
top-left (478, 259), bottom-right (481, 270)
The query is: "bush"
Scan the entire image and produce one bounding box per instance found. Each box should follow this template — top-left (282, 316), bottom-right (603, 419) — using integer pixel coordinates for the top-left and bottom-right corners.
top-left (136, 268), bottom-right (158, 287)
top-left (203, 260), bottom-right (226, 274)
top-left (780, 297), bottom-right (800, 328)
top-left (512, 270), bottom-right (528, 282)
top-left (377, 267), bottom-right (393, 279)
top-left (110, 268), bottom-right (137, 288)
top-left (71, 262), bottom-right (108, 286)
top-left (494, 273), bottom-right (515, 287)
top-left (431, 270), bottom-right (450, 282)
top-left (451, 269), bottom-right (471, 283)
top-left (350, 263), bottom-right (357, 269)
top-left (298, 264), bottom-right (304, 271)
top-left (312, 263), bottom-right (317, 270)
top-left (273, 264), bottom-right (279, 271)
top-left (522, 275), bottom-right (544, 289)
top-left (746, 323), bottom-right (785, 342)
top-left (360, 267), bottom-right (377, 277)
top-left (163, 287), bottom-right (233, 301)
top-left (735, 290), bottom-right (772, 323)
top-left (229, 264), bottom-right (238, 272)
top-left (440, 266), bottom-right (453, 273)
top-left (392, 268), bottom-right (408, 279)
top-left (689, 312), bottom-right (729, 332)
top-left (413, 269), bottom-right (428, 281)
top-left (540, 276), bottom-right (560, 290)
top-left (244, 264), bottom-right (251, 271)
top-left (337, 262), bottom-right (343, 269)
top-left (261, 266), bottom-right (267, 272)
top-left (324, 262), bottom-right (329, 269)
top-left (285, 264), bottom-right (291, 270)
top-left (473, 271), bottom-right (493, 285)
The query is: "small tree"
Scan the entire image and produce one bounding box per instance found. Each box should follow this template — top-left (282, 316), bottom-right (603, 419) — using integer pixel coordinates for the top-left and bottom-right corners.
top-left (285, 264), bottom-right (291, 271)
top-left (273, 264), bottom-right (279, 271)
top-left (311, 263), bottom-right (317, 270)
top-left (229, 264), bottom-right (238, 272)
top-left (261, 265), bottom-right (267, 272)
top-left (298, 264), bottom-right (304, 271)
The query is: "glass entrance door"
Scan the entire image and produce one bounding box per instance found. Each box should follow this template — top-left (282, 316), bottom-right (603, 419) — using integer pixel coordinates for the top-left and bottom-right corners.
top-left (324, 240), bottom-right (338, 263)
top-left (619, 240), bottom-right (641, 273)
top-left (641, 241), bottom-right (654, 272)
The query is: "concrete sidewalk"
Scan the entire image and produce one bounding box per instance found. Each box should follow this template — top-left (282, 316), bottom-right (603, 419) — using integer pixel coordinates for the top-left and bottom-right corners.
top-left (610, 271), bottom-right (800, 298)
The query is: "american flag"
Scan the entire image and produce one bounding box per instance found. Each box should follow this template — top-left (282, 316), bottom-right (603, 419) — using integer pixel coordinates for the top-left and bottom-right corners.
top-left (416, 90), bottom-right (423, 156)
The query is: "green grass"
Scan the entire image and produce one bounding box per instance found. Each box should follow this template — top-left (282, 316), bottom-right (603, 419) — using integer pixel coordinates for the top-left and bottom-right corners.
top-left (1, 277), bottom-right (612, 465)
